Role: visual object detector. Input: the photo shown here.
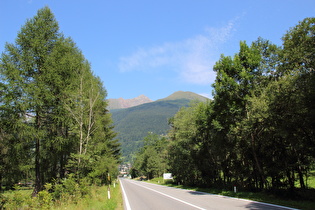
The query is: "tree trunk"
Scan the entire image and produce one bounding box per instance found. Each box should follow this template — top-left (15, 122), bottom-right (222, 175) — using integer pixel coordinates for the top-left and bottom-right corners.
top-left (286, 169), bottom-right (295, 190)
top-left (0, 174), bottom-right (2, 193)
top-left (251, 133), bottom-right (266, 189)
top-left (297, 166), bottom-right (305, 189)
top-left (32, 112), bottom-right (43, 197)
top-left (32, 137), bottom-right (42, 197)
top-left (60, 154), bottom-right (65, 179)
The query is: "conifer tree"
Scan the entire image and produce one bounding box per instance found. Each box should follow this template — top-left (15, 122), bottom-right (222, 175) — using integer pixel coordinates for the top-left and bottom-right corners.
top-left (0, 6), bottom-right (120, 195)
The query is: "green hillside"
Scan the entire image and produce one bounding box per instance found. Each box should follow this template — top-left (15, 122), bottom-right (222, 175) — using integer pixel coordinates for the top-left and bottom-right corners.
top-left (111, 98), bottom-right (191, 161)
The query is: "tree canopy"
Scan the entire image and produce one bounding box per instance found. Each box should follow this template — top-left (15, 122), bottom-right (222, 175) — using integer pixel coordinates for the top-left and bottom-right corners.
top-left (0, 7), bottom-right (120, 195)
top-left (132, 17), bottom-right (315, 192)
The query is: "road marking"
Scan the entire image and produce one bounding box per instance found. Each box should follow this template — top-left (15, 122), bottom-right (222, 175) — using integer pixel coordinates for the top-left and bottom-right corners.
top-left (143, 181), bottom-right (298, 210)
top-left (119, 179), bottom-right (132, 210)
top-left (130, 180), bottom-right (206, 210)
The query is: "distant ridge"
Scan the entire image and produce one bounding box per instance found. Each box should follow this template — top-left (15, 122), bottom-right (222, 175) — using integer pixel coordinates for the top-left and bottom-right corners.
top-left (107, 91), bottom-right (207, 110)
top-left (158, 91), bottom-right (208, 102)
top-left (107, 95), bottom-right (152, 110)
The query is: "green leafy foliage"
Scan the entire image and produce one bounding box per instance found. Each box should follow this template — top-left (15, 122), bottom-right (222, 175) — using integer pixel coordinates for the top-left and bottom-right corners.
top-left (0, 6), bottom-right (120, 199)
top-left (130, 133), bottom-right (169, 179)
top-left (165, 17), bottom-right (315, 195)
top-left (1, 177), bottom-right (122, 209)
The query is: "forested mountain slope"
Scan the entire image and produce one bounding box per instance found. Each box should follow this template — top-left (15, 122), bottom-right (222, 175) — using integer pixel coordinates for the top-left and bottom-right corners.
top-left (111, 91), bottom-right (208, 161)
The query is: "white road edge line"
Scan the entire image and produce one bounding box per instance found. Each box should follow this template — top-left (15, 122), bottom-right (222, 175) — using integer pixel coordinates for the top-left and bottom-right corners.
top-left (119, 179), bottom-right (132, 210)
top-left (130, 180), bottom-right (206, 210)
top-left (142, 181), bottom-right (297, 210)
top-left (131, 180), bottom-right (298, 210)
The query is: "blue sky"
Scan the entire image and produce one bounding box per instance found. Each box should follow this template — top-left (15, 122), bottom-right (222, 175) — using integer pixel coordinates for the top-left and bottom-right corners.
top-left (1, 0), bottom-right (315, 100)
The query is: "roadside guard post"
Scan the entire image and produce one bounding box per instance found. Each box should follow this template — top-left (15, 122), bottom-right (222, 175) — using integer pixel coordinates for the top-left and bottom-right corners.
top-left (108, 173), bottom-right (111, 199)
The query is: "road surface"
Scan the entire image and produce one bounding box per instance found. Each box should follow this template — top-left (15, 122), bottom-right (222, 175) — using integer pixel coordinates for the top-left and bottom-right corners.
top-left (119, 178), bottom-right (298, 210)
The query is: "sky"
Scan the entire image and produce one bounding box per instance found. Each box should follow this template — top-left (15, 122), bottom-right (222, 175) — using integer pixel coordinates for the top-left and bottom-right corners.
top-left (1, 0), bottom-right (315, 101)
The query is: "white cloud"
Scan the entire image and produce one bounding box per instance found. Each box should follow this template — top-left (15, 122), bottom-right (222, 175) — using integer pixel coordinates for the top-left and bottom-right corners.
top-left (198, 92), bottom-right (213, 99)
top-left (118, 19), bottom-right (237, 85)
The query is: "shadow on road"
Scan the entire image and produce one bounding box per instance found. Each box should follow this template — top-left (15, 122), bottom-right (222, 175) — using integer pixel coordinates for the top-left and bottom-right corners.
top-left (188, 191), bottom-right (207, 195)
top-left (186, 190), bottom-right (296, 210)
top-left (244, 202), bottom-right (294, 210)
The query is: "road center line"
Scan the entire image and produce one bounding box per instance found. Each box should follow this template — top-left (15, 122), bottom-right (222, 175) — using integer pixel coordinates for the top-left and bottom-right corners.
top-left (119, 179), bottom-right (132, 210)
top-left (130, 180), bottom-right (206, 210)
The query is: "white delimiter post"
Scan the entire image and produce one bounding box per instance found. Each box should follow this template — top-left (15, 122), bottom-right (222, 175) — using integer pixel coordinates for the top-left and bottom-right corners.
top-left (107, 173), bottom-right (111, 199)
top-left (234, 186), bottom-right (237, 193)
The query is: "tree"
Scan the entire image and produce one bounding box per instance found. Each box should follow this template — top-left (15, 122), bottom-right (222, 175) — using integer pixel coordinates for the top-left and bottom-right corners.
top-left (131, 133), bottom-right (168, 180)
top-left (278, 17), bottom-right (315, 188)
top-left (211, 41), bottom-right (265, 188)
top-left (164, 18), bottom-right (315, 192)
top-left (0, 7), bottom-right (65, 194)
top-left (0, 6), bottom-right (120, 195)
top-left (281, 17), bottom-right (315, 144)
top-left (168, 102), bottom-right (208, 186)
top-left (65, 70), bottom-right (121, 182)
top-left (40, 36), bottom-right (85, 183)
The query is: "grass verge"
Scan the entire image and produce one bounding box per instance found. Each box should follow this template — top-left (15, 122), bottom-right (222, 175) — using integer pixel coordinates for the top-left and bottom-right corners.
top-left (147, 177), bottom-right (315, 210)
top-left (54, 182), bottom-right (123, 210)
top-left (1, 182), bottom-right (123, 210)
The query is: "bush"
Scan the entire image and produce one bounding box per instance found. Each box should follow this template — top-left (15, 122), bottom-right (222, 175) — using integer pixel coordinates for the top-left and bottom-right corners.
top-left (51, 174), bottom-right (91, 204)
top-left (1, 187), bottom-right (33, 209)
top-left (0, 174), bottom-right (122, 209)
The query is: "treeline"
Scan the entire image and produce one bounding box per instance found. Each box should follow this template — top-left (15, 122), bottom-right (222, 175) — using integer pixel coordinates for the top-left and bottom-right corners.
top-left (132, 18), bottom-right (315, 191)
top-left (0, 7), bottom-right (120, 196)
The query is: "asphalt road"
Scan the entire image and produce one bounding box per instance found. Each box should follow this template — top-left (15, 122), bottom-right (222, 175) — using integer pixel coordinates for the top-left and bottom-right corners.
top-left (119, 178), bottom-right (298, 210)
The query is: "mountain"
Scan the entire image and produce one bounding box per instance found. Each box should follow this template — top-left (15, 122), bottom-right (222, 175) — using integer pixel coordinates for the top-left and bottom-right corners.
top-left (158, 91), bottom-right (208, 102)
top-left (111, 91), bottom-right (210, 161)
top-left (107, 95), bottom-right (152, 110)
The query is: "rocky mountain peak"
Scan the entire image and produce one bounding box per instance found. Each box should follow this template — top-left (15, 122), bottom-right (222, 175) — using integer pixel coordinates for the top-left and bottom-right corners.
top-left (107, 95), bottom-right (152, 110)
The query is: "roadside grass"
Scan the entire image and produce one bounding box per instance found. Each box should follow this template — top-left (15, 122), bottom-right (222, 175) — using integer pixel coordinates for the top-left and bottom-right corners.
top-left (147, 177), bottom-right (315, 210)
top-left (1, 182), bottom-right (123, 210)
top-left (54, 182), bottom-right (123, 210)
